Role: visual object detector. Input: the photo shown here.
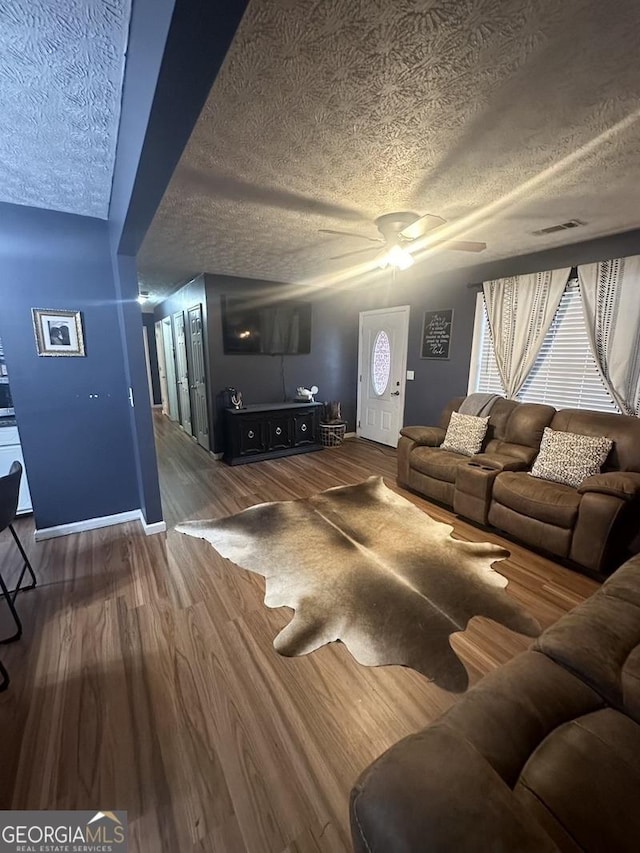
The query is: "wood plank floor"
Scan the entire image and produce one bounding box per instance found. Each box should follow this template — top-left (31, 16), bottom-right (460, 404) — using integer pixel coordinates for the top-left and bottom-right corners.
top-left (0, 412), bottom-right (600, 852)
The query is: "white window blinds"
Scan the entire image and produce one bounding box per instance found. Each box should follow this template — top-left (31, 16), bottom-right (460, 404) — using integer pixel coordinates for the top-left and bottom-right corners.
top-left (471, 283), bottom-right (619, 413)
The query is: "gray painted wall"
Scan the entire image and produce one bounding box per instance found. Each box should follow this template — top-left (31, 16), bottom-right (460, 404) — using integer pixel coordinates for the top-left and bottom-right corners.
top-left (203, 274), bottom-right (364, 452)
top-left (186, 227), bottom-right (640, 452)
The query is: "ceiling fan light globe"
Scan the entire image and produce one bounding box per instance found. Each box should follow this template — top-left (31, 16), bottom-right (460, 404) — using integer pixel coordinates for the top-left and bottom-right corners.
top-left (387, 244), bottom-right (414, 270)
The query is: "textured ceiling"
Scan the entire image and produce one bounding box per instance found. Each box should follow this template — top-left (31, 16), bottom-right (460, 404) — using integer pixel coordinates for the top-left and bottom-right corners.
top-left (138, 0), bottom-right (640, 299)
top-left (0, 0), bottom-right (131, 218)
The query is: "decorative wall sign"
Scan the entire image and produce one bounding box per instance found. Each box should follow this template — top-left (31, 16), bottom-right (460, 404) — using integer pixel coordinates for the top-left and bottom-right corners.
top-left (421, 309), bottom-right (453, 360)
top-left (32, 309), bottom-right (85, 357)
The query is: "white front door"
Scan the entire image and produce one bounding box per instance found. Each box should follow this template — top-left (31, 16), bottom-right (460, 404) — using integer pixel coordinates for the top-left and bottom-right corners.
top-left (357, 306), bottom-right (410, 447)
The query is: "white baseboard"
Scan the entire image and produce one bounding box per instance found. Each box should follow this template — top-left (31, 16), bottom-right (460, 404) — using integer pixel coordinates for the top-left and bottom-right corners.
top-left (35, 509), bottom-right (166, 541)
top-left (140, 517), bottom-right (167, 536)
top-left (344, 431), bottom-right (357, 438)
top-left (210, 451), bottom-right (224, 460)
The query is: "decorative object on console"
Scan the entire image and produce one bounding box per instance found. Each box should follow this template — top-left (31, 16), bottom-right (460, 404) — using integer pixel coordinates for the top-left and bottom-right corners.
top-left (296, 385), bottom-right (318, 402)
top-left (440, 411), bottom-right (489, 456)
top-left (176, 476), bottom-right (540, 692)
top-left (320, 400), bottom-right (346, 447)
top-left (530, 427), bottom-right (613, 488)
top-left (322, 400), bottom-right (342, 423)
top-left (32, 308), bottom-right (85, 357)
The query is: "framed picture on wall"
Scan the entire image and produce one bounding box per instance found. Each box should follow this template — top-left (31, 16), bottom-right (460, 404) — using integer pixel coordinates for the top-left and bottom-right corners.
top-left (32, 308), bottom-right (85, 357)
top-left (421, 309), bottom-right (453, 360)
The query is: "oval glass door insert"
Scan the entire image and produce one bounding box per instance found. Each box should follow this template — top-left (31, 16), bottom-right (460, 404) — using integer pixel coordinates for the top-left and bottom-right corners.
top-left (372, 330), bottom-right (391, 396)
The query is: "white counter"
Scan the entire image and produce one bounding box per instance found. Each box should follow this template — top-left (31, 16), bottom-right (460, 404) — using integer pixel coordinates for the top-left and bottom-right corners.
top-left (0, 423), bottom-right (33, 514)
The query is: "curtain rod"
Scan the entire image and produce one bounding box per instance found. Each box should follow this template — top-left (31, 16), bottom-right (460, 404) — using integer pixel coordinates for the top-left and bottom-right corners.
top-left (467, 265), bottom-right (579, 289)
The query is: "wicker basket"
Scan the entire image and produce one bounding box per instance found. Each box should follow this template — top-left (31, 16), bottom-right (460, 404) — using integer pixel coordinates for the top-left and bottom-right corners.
top-left (319, 422), bottom-right (347, 447)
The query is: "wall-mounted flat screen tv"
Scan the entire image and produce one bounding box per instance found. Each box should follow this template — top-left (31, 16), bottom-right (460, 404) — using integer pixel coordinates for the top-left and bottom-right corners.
top-left (221, 295), bottom-right (312, 355)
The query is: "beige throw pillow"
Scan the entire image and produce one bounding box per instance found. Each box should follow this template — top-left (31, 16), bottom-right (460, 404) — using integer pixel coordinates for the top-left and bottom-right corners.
top-left (530, 427), bottom-right (612, 488)
top-left (440, 411), bottom-right (489, 456)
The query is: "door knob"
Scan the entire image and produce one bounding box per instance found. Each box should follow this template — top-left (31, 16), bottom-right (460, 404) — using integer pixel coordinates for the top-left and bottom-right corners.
top-left (391, 391), bottom-right (400, 396)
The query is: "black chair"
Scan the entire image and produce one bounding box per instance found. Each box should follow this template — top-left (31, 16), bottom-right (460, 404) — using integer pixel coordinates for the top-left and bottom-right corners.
top-left (0, 461), bottom-right (37, 644)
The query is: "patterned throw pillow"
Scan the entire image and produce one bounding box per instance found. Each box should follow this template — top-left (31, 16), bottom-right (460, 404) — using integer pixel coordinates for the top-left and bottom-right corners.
top-left (530, 427), bottom-right (613, 488)
top-left (440, 411), bottom-right (489, 456)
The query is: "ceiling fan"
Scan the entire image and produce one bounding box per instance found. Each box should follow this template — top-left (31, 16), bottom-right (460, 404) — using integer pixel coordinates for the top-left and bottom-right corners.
top-left (320, 211), bottom-right (486, 269)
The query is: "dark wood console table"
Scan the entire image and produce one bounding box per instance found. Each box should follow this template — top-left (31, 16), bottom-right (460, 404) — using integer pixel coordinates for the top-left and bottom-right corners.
top-left (223, 402), bottom-right (323, 465)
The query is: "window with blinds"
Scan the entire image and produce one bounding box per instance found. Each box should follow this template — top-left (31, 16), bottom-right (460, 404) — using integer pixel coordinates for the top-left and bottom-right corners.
top-left (471, 283), bottom-right (620, 413)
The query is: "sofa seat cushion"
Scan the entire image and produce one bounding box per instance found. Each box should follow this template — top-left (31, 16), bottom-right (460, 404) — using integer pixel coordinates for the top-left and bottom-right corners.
top-left (514, 708), bottom-right (640, 853)
top-left (410, 446), bottom-right (470, 483)
top-left (493, 471), bottom-right (581, 528)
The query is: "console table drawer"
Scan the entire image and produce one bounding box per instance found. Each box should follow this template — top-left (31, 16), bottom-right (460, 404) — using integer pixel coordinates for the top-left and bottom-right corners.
top-left (293, 411), bottom-right (316, 446)
top-left (268, 416), bottom-right (292, 450)
top-left (237, 418), bottom-right (267, 456)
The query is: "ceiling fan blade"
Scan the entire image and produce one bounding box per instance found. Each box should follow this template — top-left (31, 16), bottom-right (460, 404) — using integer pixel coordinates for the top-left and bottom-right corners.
top-left (440, 240), bottom-right (487, 253)
top-left (399, 213), bottom-right (447, 241)
top-left (330, 246), bottom-right (381, 260)
top-left (320, 228), bottom-right (383, 244)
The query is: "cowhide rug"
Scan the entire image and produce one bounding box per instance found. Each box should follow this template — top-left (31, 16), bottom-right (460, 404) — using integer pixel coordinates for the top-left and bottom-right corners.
top-left (176, 476), bottom-right (540, 692)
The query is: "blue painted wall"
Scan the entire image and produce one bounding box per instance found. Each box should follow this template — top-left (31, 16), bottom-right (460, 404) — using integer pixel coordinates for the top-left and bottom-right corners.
top-left (0, 204), bottom-right (139, 529)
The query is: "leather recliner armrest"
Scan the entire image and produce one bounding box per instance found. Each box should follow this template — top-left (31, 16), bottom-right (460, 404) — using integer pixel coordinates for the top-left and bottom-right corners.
top-left (469, 452), bottom-right (530, 472)
top-left (399, 425), bottom-right (445, 447)
top-left (351, 719), bottom-right (559, 853)
top-left (577, 472), bottom-right (640, 501)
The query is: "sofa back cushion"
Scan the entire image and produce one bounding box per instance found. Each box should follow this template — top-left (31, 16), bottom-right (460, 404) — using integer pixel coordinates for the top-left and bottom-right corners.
top-left (484, 402), bottom-right (555, 463)
top-left (535, 555), bottom-right (640, 724)
top-left (439, 397), bottom-right (518, 447)
top-left (551, 409), bottom-right (640, 473)
top-left (437, 396), bottom-right (465, 430)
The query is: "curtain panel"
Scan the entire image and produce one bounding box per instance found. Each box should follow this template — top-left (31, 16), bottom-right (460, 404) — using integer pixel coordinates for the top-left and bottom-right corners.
top-left (578, 256), bottom-right (640, 416)
top-left (482, 268), bottom-right (571, 398)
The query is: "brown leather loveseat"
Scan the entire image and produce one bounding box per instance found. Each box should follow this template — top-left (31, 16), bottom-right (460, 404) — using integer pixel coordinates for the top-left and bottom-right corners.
top-left (398, 397), bottom-right (640, 575)
top-left (398, 397), bottom-right (555, 510)
top-left (350, 554), bottom-right (640, 852)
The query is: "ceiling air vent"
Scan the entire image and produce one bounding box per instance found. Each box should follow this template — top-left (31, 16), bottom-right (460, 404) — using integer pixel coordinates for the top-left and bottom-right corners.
top-left (533, 219), bottom-right (586, 236)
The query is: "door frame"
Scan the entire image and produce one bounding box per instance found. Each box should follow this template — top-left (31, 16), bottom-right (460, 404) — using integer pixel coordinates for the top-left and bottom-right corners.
top-left (173, 309), bottom-right (193, 435)
top-left (155, 320), bottom-right (169, 416)
top-left (187, 303), bottom-right (210, 450)
top-left (162, 315), bottom-right (179, 421)
top-left (356, 305), bottom-right (411, 443)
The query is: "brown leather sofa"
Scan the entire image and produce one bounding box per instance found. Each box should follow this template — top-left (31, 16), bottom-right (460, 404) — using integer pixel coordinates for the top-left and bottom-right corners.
top-left (489, 408), bottom-right (640, 574)
top-left (398, 398), bottom-right (640, 575)
top-left (350, 554), bottom-right (640, 853)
